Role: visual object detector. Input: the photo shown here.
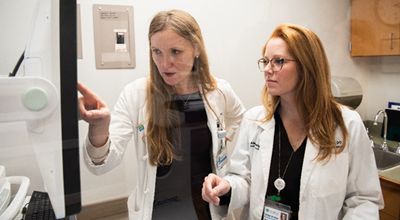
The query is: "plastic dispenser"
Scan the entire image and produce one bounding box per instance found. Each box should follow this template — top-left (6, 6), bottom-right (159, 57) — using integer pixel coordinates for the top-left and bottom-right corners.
top-left (331, 76), bottom-right (363, 109)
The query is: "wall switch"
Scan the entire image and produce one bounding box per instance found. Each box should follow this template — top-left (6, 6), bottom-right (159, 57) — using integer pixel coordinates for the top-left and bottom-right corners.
top-left (93, 4), bottom-right (136, 69)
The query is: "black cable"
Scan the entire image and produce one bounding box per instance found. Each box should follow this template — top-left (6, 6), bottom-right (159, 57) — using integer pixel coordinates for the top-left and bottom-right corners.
top-left (20, 202), bottom-right (29, 220)
top-left (9, 50), bottom-right (25, 77)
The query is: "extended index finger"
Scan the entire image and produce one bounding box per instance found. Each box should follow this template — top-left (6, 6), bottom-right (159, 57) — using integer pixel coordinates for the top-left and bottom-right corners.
top-left (77, 81), bottom-right (94, 97)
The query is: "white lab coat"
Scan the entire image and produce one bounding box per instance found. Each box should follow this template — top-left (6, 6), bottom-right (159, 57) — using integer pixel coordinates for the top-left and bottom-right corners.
top-left (211, 105), bottom-right (384, 220)
top-left (82, 76), bottom-right (245, 220)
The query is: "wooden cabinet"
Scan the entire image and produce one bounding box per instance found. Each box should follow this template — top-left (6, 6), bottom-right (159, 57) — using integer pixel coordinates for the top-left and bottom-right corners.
top-left (350, 0), bottom-right (400, 57)
top-left (379, 177), bottom-right (400, 220)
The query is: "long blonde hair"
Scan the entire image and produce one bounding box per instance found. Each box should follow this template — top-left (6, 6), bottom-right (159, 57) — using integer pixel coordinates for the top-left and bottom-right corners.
top-left (261, 23), bottom-right (348, 162)
top-left (145, 9), bottom-right (218, 166)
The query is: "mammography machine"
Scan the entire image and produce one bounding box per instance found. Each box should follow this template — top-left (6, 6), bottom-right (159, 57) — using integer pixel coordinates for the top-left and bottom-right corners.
top-left (0, 0), bottom-right (81, 219)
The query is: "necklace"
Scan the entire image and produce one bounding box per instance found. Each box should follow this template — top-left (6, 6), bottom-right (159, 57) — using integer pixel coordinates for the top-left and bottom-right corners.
top-left (177, 93), bottom-right (193, 107)
top-left (274, 121), bottom-right (304, 197)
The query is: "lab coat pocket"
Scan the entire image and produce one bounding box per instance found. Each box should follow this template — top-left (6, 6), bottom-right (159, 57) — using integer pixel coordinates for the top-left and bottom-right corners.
top-left (311, 152), bottom-right (349, 197)
top-left (127, 188), bottom-right (141, 217)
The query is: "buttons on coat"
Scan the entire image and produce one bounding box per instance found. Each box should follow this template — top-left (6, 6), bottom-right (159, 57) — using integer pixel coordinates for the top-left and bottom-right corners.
top-left (141, 155), bottom-right (149, 194)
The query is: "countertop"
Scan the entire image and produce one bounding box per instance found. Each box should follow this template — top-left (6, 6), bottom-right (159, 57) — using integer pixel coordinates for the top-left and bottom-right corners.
top-left (364, 121), bottom-right (400, 184)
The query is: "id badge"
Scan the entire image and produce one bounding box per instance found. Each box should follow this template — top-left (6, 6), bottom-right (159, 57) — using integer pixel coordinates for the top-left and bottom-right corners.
top-left (263, 199), bottom-right (291, 220)
top-left (217, 130), bottom-right (227, 169)
top-left (217, 147), bottom-right (227, 169)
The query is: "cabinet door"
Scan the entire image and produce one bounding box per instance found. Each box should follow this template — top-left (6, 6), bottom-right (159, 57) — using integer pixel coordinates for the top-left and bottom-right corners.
top-left (350, 0), bottom-right (400, 56)
top-left (380, 211), bottom-right (398, 220)
top-left (379, 178), bottom-right (400, 219)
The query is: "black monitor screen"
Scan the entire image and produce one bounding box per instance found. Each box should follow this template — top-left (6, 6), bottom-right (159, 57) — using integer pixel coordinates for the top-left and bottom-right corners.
top-left (59, 0), bottom-right (81, 216)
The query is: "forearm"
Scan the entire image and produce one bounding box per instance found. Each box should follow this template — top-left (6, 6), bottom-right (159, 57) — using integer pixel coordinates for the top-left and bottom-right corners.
top-left (88, 122), bottom-right (110, 147)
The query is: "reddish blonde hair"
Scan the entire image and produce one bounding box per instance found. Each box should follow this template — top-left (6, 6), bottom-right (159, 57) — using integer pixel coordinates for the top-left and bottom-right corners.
top-left (261, 24), bottom-right (348, 162)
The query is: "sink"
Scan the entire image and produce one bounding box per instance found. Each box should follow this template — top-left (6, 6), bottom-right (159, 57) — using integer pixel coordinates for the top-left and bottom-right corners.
top-left (373, 146), bottom-right (400, 171)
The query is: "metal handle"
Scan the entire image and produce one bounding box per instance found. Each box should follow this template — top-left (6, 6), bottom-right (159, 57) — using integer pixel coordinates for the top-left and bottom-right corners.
top-left (390, 33), bottom-right (394, 50)
top-left (396, 143), bottom-right (400, 154)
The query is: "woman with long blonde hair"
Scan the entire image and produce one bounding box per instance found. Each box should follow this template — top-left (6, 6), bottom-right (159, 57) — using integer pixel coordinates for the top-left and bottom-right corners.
top-left (79, 9), bottom-right (245, 219)
top-left (202, 23), bottom-right (383, 220)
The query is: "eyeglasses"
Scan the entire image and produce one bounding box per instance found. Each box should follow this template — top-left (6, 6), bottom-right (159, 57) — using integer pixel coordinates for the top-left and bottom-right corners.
top-left (257, 58), bottom-right (296, 72)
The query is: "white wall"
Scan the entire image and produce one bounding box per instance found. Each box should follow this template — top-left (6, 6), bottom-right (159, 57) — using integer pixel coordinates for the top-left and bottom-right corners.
top-left (1, 0), bottom-right (400, 206)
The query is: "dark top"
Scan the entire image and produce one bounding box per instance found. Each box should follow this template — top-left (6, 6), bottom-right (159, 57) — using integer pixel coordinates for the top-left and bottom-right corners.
top-left (264, 112), bottom-right (306, 220)
top-left (156, 92), bottom-right (212, 220)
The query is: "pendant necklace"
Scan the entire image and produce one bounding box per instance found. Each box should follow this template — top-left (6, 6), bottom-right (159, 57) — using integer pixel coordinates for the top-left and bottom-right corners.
top-left (177, 92), bottom-right (193, 107)
top-left (274, 121), bottom-right (303, 198)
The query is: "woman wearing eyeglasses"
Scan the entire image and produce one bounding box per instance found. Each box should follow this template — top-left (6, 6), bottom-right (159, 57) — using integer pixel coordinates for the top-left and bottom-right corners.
top-left (202, 23), bottom-right (383, 220)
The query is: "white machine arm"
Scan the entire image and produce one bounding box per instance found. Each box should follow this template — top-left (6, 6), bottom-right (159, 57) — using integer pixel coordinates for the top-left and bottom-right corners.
top-left (0, 76), bottom-right (66, 218)
top-left (0, 76), bottom-right (58, 122)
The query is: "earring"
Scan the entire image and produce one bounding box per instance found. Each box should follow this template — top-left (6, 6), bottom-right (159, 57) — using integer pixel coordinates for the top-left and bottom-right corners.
top-left (192, 56), bottom-right (199, 73)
